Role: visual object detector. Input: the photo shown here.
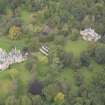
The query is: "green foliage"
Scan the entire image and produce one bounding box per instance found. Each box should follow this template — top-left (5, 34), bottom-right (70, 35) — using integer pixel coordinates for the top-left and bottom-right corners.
top-left (28, 37), bottom-right (40, 51)
top-left (59, 50), bottom-right (73, 68)
top-left (94, 47), bottom-right (105, 64)
top-left (5, 96), bottom-right (19, 105)
top-left (80, 52), bottom-right (91, 67)
top-left (31, 95), bottom-right (43, 105)
top-left (19, 95), bottom-right (32, 105)
top-left (70, 28), bottom-right (79, 41)
top-left (8, 26), bottom-right (22, 40)
top-left (0, 0), bottom-right (105, 105)
top-left (25, 56), bottom-right (37, 72)
top-left (43, 83), bottom-right (60, 101)
top-left (89, 69), bottom-right (105, 105)
top-left (54, 92), bottom-right (65, 105)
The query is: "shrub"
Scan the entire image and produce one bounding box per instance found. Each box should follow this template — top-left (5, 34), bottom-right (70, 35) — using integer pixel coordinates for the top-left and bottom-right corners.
top-left (94, 47), bottom-right (105, 64)
top-left (28, 81), bottom-right (43, 95)
top-left (8, 25), bottom-right (22, 40)
top-left (80, 52), bottom-right (90, 67)
top-left (54, 92), bottom-right (65, 104)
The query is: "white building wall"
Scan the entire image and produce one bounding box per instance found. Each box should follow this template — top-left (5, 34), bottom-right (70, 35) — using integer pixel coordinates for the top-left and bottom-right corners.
top-left (0, 48), bottom-right (27, 71)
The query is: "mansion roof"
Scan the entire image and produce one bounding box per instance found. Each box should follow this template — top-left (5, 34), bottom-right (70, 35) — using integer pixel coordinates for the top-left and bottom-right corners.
top-left (80, 28), bottom-right (101, 42)
top-left (0, 48), bottom-right (27, 71)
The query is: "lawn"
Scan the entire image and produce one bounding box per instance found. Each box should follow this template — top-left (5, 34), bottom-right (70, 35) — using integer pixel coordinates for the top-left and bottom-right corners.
top-left (64, 40), bottom-right (89, 58)
top-left (20, 10), bottom-right (30, 23)
top-left (0, 36), bottom-right (104, 100)
top-left (0, 36), bottom-right (26, 50)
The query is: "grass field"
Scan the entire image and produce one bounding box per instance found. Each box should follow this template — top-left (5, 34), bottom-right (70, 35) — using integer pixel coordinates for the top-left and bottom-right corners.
top-left (20, 10), bottom-right (30, 23)
top-left (64, 40), bottom-right (89, 58)
top-left (0, 37), bottom-right (26, 50)
top-left (0, 36), bottom-right (104, 99)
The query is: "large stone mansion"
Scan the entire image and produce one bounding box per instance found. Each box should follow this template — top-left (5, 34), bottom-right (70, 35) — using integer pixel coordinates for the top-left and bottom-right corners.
top-left (80, 28), bottom-right (101, 42)
top-left (0, 48), bottom-right (28, 71)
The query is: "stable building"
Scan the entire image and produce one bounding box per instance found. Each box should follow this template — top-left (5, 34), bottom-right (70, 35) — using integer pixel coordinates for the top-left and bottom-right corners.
top-left (39, 45), bottom-right (49, 56)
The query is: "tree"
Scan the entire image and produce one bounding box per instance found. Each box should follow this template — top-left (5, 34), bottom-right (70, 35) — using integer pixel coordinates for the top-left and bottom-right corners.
top-left (93, 3), bottom-right (104, 16)
top-left (43, 83), bottom-right (60, 102)
top-left (7, 0), bottom-right (22, 16)
top-left (0, 0), bottom-right (7, 14)
top-left (80, 52), bottom-right (90, 67)
top-left (101, 35), bottom-right (105, 43)
top-left (25, 56), bottom-right (37, 72)
top-left (74, 97), bottom-right (84, 105)
top-left (54, 35), bottom-right (65, 45)
top-left (8, 25), bottom-right (22, 40)
top-left (81, 15), bottom-right (93, 28)
top-left (89, 69), bottom-right (105, 105)
top-left (48, 45), bottom-right (64, 71)
top-left (94, 47), bottom-right (105, 64)
top-left (31, 95), bottom-right (43, 105)
top-left (5, 96), bottom-right (19, 105)
top-left (19, 95), bottom-right (32, 105)
top-left (54, 92), bottom-right (65, 105)
top-left (28, 80), bottom-right (43, 96)
top-left (59, 51), bottom-right (73, 68)
top-left (70, 28), bottom-right (79, 41)
top-left (8, 69), bottom-right (19, 79)
top-left (29, 0), bottom-right (45, 12)
top-left (28, 37), bottom-right (40, 51)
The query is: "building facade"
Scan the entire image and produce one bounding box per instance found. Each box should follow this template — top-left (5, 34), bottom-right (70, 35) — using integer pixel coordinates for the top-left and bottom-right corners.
top-left (80, 28), bottom-right (101, 42)
top-left (0, 48), bottom-right (27, 71)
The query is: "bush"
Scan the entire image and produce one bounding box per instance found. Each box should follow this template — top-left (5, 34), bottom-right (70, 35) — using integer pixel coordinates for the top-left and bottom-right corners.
top-left (8, 25), bottom-right (22, 40)
top-left (70, 28), bottom-right (79, 41)
top-left (94, 47), bottom-right (105, 64)
top-left (54, 92), bottom-right (65, 104)
top-left (25, 56), bottom-right (37, 72)
top-left (80, 52), bottom-right (90, 67)
top-left (28, 80), bottom-right (43, 95)
top-left (43, 83), bottom-right (60, 101)
top-left (59, 51), bottom-right (73, 68)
